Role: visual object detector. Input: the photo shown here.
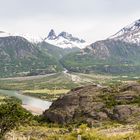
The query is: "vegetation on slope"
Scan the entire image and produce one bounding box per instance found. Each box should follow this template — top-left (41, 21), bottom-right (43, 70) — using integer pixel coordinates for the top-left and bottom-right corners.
top-left (0, 96), bottom-right (33, 139)
top-left (61, 40), bottom-right (140, 75)
top-left (1, 82), bottom-right (140, 139)
top-left (0, 36), bottom-right (63, 77)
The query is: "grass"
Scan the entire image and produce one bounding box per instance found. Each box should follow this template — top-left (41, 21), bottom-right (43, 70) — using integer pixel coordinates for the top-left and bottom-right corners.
top-left (22, 89), bottom-right (69, 101)
top-left (23, 89), bottom-right (69, 94)
top-left (0, 96), bottom-right (6, 100)
top-left (5, 123), bottom-right (140, 140)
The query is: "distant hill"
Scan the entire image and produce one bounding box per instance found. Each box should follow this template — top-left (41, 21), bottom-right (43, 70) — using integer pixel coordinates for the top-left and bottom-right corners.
top-left (0, 36), bottom-right (62, 77)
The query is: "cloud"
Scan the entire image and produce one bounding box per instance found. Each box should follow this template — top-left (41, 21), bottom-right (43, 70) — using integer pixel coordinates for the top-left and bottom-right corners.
top-left (0, 0), bottom-right (140, 42)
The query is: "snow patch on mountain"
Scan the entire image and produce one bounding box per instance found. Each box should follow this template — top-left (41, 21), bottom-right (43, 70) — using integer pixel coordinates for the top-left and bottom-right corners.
top-left (109, 19), bottom-right (140, 45)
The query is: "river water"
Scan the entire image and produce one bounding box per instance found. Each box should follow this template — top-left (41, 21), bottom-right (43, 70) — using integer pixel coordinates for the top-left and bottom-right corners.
top-left (0, 89), bottom-right (52, 113)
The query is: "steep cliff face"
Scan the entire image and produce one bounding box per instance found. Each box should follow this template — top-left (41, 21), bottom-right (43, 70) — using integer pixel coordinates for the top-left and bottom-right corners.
top-left (44, 83), bottom-right (140, 125)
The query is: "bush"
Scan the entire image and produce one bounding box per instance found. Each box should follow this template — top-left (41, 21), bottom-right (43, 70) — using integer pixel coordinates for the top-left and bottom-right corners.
top-left (0, 102), bottom-right (33, 139)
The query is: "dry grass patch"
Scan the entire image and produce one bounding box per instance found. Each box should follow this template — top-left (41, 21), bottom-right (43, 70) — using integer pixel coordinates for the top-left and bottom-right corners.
top-left (23, 89), bottom-right (69, 95)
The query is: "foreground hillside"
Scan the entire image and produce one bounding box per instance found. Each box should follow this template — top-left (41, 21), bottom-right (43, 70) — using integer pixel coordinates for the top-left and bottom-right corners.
top-left (1, 82), bottom-right (140, 140)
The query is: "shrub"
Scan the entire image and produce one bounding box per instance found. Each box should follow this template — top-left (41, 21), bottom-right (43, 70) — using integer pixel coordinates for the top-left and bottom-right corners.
top-left (0, 102), bottom-right (32, 139)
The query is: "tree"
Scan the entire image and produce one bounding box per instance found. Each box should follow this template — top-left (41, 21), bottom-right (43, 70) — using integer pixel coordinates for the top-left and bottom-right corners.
top-left (0, 102), bottom-right (32, 139)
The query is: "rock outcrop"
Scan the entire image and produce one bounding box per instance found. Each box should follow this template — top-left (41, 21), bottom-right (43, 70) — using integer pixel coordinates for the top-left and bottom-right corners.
top-left (44, 83), bottom-right (140, 125)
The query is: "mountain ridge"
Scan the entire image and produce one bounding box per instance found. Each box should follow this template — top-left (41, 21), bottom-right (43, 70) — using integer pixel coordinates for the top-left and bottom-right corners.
top-left (109, 19), bottom-right (140, 45)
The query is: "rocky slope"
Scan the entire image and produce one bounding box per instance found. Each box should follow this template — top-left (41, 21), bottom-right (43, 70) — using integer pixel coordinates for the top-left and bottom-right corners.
top-left (44, 83), bottom-right (140, 125)
top-left (109, 19), bottom-right (140, 45)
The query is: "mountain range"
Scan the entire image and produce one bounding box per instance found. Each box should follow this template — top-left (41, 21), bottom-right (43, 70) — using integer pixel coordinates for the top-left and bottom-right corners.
top-left (0, 19), bottom-right (140, 77)
top-left (61, 19), bottom-right (140, 75)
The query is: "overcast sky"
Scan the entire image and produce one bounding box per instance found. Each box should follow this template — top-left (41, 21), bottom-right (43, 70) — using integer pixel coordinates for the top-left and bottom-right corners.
top-left (0, 0), bottom-right (140, 43)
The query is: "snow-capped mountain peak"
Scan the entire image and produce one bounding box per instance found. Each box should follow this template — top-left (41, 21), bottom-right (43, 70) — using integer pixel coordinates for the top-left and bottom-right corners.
top-left (47, 29), bottom-right (57, 40)
top-left (45, 30), bottom-right (87, 49)
top-left (109, 19), bottom-right (140, 45)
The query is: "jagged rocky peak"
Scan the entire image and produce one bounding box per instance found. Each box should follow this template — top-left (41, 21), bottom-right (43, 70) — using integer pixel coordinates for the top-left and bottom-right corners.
top-left (47, 29), bottom-right (57, 40)
top-left (109, 19), bottom-right (140, 45)
top-left (45, 30), bottom-right (87, 49)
